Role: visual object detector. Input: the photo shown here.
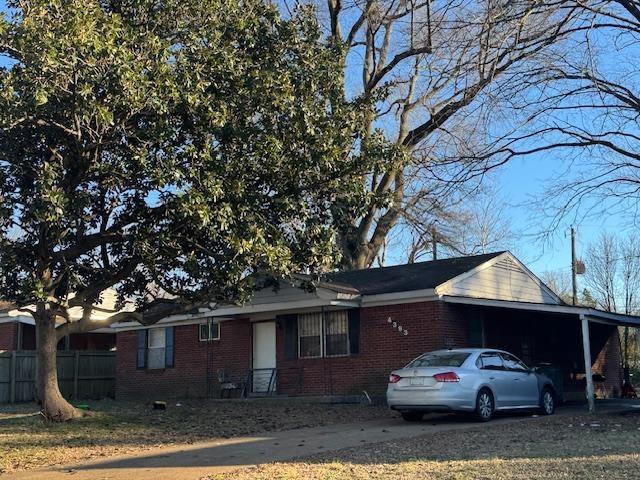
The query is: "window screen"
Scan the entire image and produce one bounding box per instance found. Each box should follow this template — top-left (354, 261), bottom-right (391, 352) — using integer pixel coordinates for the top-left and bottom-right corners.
top-left (298, 313), bottom-right (322, 358)
top-left (325, 311), bottom-right (349, 356)
top-left (147, 328), bottom-right (166, 369)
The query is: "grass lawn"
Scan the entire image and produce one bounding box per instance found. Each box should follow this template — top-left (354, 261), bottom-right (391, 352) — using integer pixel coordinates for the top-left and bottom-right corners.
top-left (208, 409), bottom-right (640, 480)
top-left (0, 399), bottom-right (391, 474)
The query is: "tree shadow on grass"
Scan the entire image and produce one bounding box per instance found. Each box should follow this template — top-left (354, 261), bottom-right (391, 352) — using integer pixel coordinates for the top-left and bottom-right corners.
top-left (1, 399), bottom-right (396, 473)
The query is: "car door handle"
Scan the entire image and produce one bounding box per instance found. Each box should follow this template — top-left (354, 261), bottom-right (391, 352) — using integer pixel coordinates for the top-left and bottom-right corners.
top-left (489, 377), bottom-right (495, 380)
top-left (513, 378), bottom-right (520, 381)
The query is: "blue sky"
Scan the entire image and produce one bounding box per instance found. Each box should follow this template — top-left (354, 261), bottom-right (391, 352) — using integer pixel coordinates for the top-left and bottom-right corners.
top-left (494, 157), bottom-right (580, 276)
top-left (492, 156), bottom-right (631, 280)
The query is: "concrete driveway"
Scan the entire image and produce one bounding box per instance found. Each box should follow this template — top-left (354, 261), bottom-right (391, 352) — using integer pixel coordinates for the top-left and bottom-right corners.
top-left (4, 409), bottom-right (571, 480)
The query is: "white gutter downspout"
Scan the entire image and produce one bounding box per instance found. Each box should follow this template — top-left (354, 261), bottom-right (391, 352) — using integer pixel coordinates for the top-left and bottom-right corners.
top-left (580, 314), bottom-right (595, 413)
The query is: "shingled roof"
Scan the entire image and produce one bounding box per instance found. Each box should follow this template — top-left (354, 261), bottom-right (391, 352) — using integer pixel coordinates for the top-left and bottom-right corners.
top-left (325, 251), bottom-right (505, 295)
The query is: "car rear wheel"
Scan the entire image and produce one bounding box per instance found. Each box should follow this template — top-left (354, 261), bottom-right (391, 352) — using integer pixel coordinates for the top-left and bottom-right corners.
top-left (540, 388), bottom-right (555, 415)
top-left (475, 389), bottom-right (494, 422)
top-left (401, 411), bottom-right (424, 422)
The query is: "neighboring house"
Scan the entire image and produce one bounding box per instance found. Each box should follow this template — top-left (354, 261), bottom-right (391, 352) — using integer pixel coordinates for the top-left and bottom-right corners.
top-left (113, 252), bottom-right (639, 401)
top-left (0, 291), bottom-right (119, 352)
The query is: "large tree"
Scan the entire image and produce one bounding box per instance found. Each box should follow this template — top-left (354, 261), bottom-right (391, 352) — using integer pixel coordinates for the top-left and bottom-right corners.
top-left (0, 0), bottom-right (376, 420)
top-left (292, 0), bottom-right (579, 269)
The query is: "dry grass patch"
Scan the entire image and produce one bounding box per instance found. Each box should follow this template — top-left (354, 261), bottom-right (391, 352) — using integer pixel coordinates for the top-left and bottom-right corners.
top-left (209, 411), bottom-right (640, 480)
top-left (0, 399), bottom-right (391, 474)
top-left (213, 454), bottom-right (640, 480)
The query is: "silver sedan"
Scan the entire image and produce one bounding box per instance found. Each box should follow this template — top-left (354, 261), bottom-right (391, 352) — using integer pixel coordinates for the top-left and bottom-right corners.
top-left (386, 348), bottom-right (556, 422)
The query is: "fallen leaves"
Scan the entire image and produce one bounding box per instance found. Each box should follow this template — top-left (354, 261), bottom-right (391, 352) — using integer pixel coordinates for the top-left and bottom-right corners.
top-left (0, 399), bottom-right (392, 473)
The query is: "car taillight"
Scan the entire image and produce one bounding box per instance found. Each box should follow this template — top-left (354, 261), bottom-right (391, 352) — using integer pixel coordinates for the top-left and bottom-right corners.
top-left (389, 374), bottom-right (402, 383)
top-left (434, 372), bottom-right (460, 382)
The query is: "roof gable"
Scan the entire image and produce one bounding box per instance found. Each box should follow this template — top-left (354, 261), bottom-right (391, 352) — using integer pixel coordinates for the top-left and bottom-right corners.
top-left (436, 252), bottom-right (562, 305)
top-left (325, 252), bottom-right (504, 295)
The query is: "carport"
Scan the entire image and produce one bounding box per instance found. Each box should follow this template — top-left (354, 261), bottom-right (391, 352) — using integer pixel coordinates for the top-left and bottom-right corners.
top-left (441, 296), bottom-right (640, 412)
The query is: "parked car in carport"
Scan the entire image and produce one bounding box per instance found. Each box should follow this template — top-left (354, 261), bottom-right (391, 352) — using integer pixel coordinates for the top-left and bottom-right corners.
top-left (387, 348), bottom-right (556, 422)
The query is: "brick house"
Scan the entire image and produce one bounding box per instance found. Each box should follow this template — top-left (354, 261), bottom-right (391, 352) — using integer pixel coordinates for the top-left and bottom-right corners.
top-left (0, 292), bottom-right (118, 352)
top-left (114, 252), bottom-right (637, 402)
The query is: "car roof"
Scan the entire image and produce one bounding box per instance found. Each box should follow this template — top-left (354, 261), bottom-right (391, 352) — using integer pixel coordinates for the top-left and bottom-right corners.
top-left (424, 348), bottom-right (509, 355)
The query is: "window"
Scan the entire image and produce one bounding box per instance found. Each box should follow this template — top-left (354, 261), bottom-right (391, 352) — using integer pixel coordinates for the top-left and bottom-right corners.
top-left (325, 311), bottom-right (349, 357)
top-left (407, 352), bottom-right (471, 368)
top-left (299, 313), bottom-right (322, 358)
top-left (199, 321), bottom-right (220, 341)
top-left (137, 327), bottom-right (174, 370)
top-left (477, 352), bottom-right (504, 370)
top-left (147, 328), bottom-right (166, 369)
top-left (500, 352), bottom-right (528, 371)
top-left (297, 311), bottom-right (350, 358)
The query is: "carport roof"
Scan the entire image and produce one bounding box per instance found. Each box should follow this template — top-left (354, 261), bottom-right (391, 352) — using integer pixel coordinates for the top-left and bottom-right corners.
top-left (325, 252), bottom-right (504, 295)
top-left (440, 295), bottom-right (640, 327)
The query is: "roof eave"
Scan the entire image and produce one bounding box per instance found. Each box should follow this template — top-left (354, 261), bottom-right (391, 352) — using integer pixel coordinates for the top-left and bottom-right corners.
top-left (361, 288), bottom-right (438, 307)
top-left (440, 295), bottom-right (640, 327)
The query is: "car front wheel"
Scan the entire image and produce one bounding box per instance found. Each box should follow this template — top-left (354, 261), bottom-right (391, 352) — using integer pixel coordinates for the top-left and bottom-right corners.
top-left (540, 388), bottom-right (555, 415)
top-left (475, 389), bottom-right (494, 422)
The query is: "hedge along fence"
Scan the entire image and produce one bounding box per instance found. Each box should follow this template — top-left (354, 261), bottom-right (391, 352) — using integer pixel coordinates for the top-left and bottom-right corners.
top-left (0, 351), bottom-right (116, 403)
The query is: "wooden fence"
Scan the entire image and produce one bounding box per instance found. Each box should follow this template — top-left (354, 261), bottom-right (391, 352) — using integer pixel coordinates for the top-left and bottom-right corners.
top-left (0, 351), bottom-right (116, 403)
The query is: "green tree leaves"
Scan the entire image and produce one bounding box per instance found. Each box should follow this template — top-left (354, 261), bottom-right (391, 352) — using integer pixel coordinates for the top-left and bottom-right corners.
top-left (0, 0), bottom-right (377, 310)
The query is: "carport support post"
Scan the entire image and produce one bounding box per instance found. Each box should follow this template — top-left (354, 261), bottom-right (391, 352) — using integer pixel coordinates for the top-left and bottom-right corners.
top-left (580, 314), bottom-right (595, 413)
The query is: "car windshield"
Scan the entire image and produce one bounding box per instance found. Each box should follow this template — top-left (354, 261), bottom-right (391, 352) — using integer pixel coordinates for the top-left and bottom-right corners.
top-left (407, 352), bottom-right (471, 368)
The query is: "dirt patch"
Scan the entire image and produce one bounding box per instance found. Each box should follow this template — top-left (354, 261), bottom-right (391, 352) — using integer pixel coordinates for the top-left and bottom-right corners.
top-left (207, 411), bottom-right (640, 480)
top-left (0, 398), bottom-right (392, 474)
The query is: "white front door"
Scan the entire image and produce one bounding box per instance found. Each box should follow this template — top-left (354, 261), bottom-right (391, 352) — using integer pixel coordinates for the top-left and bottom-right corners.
top-left (252, 321), bottom-right (276, 393)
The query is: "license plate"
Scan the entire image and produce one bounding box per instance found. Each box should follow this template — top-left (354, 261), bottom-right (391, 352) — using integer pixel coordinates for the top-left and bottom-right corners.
top-left (410, 377), bottom-right (425, 386)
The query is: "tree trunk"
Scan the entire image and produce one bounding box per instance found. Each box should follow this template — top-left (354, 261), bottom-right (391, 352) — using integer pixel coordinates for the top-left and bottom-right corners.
top-left (341, 245), bottom-right (375, 270)
top-left (36, 311), bottom-right (81, 421)
top-left (337, 228), bottom-right (375, 271)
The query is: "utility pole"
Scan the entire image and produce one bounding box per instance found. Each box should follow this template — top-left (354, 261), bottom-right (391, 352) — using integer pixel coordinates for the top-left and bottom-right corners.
top-left (571, 226), bottom-right (578, 306)
top-left (431, 225), bottom-right (437, 261)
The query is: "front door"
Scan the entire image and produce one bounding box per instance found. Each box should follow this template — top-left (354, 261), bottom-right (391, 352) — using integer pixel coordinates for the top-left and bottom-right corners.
top-left (252, 321), bottom-right (276, 393)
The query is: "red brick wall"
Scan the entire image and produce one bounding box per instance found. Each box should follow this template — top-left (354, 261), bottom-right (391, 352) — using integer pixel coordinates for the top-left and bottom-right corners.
top-left (276, 301), bottom-right (469, 396)
top-left (114, 301), bottom-right (624, 401)
top-left (116, 319), bottom-right (251, 400)
top-left (592, 326), bottom-right (623, 398)
top-left (0, 322), bottom-right (17, 351)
